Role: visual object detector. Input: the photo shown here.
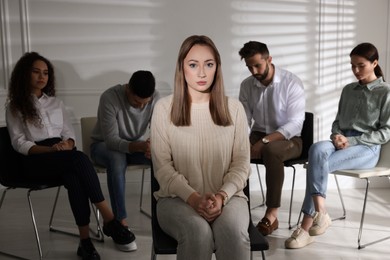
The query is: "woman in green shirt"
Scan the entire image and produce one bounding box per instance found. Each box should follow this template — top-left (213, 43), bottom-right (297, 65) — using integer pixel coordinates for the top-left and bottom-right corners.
top-left (286, 42), bottom-right (390, 249)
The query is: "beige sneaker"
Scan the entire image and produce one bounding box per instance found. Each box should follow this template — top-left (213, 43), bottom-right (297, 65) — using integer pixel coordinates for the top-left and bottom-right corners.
top-left (309, 211), bottom-right (332, 236)
top-left (285, 227), bottom-right (314, 249)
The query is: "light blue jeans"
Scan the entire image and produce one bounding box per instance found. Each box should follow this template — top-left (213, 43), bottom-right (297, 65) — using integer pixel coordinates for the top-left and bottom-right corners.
top-left (157, 196), bottom-right (250, 260)
top-left (90, 141), bottom-right (150, 221)
top-left (302, 140), bottom-right (380, 216)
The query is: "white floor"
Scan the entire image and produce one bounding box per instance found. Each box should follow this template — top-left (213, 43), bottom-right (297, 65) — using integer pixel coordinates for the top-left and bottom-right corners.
top-left (0, 175), bottom-right (390, 260)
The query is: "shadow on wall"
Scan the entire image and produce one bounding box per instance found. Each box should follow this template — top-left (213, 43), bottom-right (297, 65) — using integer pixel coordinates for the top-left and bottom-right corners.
top-left (148, 1), bottom-right (233, 97)
top-left (53, 60), bottom-right (170, 117)
top-left (49, 59), bottom-right (171, 144)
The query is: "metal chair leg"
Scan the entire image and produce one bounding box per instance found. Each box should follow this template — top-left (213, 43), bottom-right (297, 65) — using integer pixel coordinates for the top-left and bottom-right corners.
top-left (151, 245), bottom-right (156, 260)
top-left (296, 207), bottom-right (303, 228)
top-left (251, 164), bottom-right (265, 209)
top-left (90, 203), bottom-right (104, 240)
top-left (357, 178), bottom-right (390, 249)
top-left (27, 189), bottom-right (43, 260)
top-left (250, 249), bottom-right (266, 260)
top-left (48, 186), bottom-right (62, 231)
top-left (0, 188), bottom-right (32, 260)
top-left (333, 175), bottom-right (346, 221)
top-left (294, 175), bottom-right (346, 228)
top-left (0, 187), bottom-right (9, 209)
top-left (140, 169), bottom-right (151, 218)
top-left (49, 186), bottom-right (104, 241)
top-left (288, 166), bottom-right (297, 229)
top-left (358, 178), bottom-right (369, 249)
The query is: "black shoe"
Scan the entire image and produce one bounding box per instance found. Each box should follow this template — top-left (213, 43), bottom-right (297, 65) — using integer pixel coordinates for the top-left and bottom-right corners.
top-left (77, 238), bottom-right (100, 260)
top-left (103, 219), bottom-right (137, 251)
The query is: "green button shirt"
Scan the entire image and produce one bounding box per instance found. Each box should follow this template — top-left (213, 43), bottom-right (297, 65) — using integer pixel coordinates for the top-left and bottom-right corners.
top-left (331, 77), bottom-right (390, 146)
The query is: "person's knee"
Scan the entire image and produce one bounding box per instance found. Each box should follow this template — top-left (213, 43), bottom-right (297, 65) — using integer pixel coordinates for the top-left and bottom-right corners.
top-left (309, 141), bottom-right (332, 157)
top-left (309, 142), bottom-right (321, 156)
top-left (104, 151), bottom-right (127, 172)
top-left (214, 214), bottom-right (247, 238)
top-left (213, 201), bottom-right (249, 241)
top-left (180, 219), bottom-right (213, 246)
top-left (76, 150), bottom-right (90, 162)
top-left (216, 223), bottom-right (243, 239)
top-left (262, 143), bottom-right (283, 161)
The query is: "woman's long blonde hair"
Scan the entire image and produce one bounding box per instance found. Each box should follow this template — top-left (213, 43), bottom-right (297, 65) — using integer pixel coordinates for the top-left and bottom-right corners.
top-left (170, 35), bottom-right (232, 126)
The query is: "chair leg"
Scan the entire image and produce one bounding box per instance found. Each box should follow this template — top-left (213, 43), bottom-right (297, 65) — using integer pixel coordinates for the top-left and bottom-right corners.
top-left (295, 175), bottom-right (347, 228)
top-left (0, 188), bottom-right (34, 259)
top-left (250, 250), bottom-right (266, 260)
top-left (358, 178), bottom-right (369, 249)
top-left (261, 250), bottom-right (266, 260)
top-left (27, 189), bottom-right (43, 260)
top-left (357, 178), bottom-right (390, 249)
top-left (288, 166), bottom-right (297, 229)
top-left (296, 207), bottom-right (303, 229)
top-left (0, 187), bottom-right (10, 209)
top-left (48, 186), bottom-right (62, 231)
top-left (151, 244), bottom-right (156, 260)
top-left (251, 164), bottom-right (265, 209)
top-left (90, 203), bottom-right (104, 240)
top-left (333, 175), bottom-right (346, 221)
top-left (49, 186), bottom-right (104, 241)
top-left (140, 169), bottom-right (152, 218)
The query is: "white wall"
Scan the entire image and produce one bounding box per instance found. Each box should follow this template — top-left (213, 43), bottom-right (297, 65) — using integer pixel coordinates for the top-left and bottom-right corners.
top-left (1, 0), bottom-right (390, 190)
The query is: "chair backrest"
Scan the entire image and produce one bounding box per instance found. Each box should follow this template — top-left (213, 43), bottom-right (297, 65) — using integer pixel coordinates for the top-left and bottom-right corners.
top-left (251, 111), bottom-right (314, 165)
top-left (300, 112), bottom-right (314, 160)
top-left (80, 117), bottom-right (150, 173)
top-left (375, 140), bottom-right (390, 168)
top-left (0, 127), bottom-right (24, 185)
top-left (80, 117), bottom-right (98, 160)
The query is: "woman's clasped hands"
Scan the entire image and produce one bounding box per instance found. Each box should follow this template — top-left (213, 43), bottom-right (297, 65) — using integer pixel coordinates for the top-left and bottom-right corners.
top-left (332, 134), bottom-right (349, 150)
top-left (52, 139), bottom-right (74, 151)
top-left (187, 192), bottom-right (223, 223)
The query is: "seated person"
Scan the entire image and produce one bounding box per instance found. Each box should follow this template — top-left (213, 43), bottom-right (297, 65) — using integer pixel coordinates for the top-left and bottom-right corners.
top-left (5, 51), bottom-right (135, 260)
top-left (238, 41), bottom-right (305, 236)
top-left (90, 70), bottom-right (160, 251)
top-left (286, 42), bottom-right (390, 249)
top-left (151, 35), bottom-right (251, 260)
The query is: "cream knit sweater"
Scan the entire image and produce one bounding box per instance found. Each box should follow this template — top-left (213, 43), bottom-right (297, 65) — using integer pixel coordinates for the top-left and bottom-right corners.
top-left (151, 95), bottom-right (251, 204)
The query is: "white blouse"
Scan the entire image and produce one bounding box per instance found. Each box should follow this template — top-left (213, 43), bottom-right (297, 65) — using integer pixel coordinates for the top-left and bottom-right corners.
top-left (6, 93), bottom-right (75, 155)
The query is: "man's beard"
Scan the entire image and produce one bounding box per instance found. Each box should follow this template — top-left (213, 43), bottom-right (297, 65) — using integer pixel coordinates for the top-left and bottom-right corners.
top-left (254, 63), bottom-right (269, 82)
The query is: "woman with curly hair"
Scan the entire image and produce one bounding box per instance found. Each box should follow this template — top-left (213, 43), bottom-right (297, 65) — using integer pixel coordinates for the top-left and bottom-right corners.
top-left (5, 52), bottom-right (135, 260)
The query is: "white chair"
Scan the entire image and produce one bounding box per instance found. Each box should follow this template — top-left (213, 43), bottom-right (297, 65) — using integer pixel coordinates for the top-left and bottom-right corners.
top-left (331, 141), bottom-right (390, 249)
top-left (80, 117), bottom-right (151, 218)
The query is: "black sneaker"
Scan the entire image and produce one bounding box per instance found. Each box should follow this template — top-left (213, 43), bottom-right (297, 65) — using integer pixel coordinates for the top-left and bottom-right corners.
top-left (77, 238), bottom-right (100, 260)
top-left (103, 219), bottom-right (137, 252)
